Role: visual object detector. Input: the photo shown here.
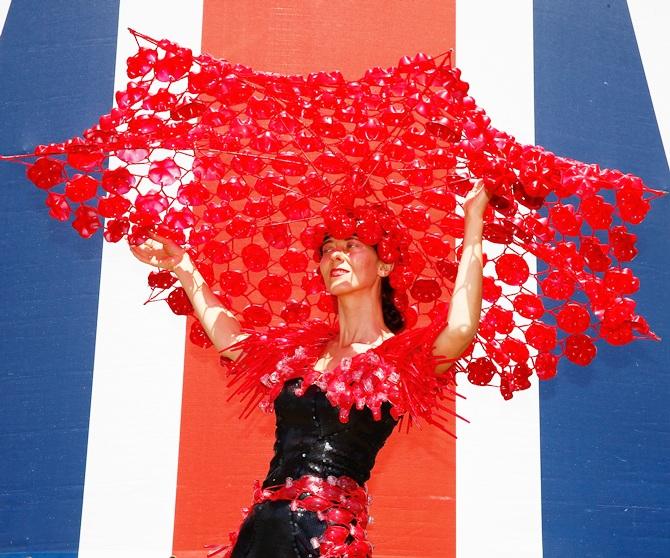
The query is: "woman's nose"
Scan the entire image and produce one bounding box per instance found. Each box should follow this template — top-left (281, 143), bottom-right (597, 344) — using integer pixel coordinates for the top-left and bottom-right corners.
top-left (330, 250), bottom-right (345, 263)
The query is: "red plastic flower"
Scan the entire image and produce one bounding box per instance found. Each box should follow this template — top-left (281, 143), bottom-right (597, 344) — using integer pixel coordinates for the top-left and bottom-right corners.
top-left (71, 205), bottom-right (101, 238)
top-left (45, 192), bottom-right (71, 221)
top-left (27, 157), bottom-right (64, 189)
top-left (148, 158), bottom-right (181, 187)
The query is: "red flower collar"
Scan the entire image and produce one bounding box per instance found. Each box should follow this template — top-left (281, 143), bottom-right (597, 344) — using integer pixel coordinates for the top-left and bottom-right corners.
top-left (220, 304), bottom-right (464, 436)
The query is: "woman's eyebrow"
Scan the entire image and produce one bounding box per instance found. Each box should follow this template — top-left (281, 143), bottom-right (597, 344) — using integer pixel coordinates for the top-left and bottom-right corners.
top-left (323, 235), bottom-right (357, 243)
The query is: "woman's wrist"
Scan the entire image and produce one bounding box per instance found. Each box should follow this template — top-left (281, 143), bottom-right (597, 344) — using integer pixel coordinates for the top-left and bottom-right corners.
top-left (173, 251), bottom-right (194, 277)
top-left (464, 208), bottom-right (486, 223)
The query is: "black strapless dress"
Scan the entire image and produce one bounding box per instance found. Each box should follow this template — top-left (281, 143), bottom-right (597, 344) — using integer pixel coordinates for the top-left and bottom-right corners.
top-left (230, 377), bottom-right (398, 558)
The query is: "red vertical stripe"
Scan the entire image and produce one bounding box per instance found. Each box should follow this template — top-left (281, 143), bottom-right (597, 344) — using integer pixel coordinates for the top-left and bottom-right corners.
top-left (173, 2), bottom-right (457, 556)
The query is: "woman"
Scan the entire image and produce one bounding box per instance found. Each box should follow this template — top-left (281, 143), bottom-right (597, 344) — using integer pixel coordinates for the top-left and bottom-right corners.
top-left (129, 178), bottom-right (490, 558)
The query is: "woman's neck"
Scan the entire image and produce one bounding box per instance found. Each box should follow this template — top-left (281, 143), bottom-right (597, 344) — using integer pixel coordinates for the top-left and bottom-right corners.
top-left (335, 287), bottom-right (391, 348)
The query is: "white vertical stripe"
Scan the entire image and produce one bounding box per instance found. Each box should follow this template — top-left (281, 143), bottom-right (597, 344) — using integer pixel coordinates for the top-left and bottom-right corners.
top-left (0, 0), bottom-right (11, 37)
top-left (78, 3), bottom-right (203, 558)
top-left (628, 0), bottom-right (670, 169)
top-left (455, 2), bottom-right (543, 558)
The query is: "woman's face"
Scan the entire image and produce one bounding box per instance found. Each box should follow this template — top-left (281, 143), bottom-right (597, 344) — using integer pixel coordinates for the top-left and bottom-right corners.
top-left (319, 236), bottom-right (384, 296)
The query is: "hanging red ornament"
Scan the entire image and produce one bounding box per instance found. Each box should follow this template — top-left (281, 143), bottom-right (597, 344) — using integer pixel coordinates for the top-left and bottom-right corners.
top-left (495, 253), bottom-right (530, 286)
top-left (564, 333), bottom-right (597, 365)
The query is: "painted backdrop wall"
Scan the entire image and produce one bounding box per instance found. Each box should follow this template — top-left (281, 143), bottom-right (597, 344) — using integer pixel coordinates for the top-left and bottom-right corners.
top-left (0, 1), bottom-right (668, 557)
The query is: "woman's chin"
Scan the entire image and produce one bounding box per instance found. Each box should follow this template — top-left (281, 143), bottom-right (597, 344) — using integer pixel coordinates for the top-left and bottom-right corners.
top-left (327, 281), bottom-right (353, 296)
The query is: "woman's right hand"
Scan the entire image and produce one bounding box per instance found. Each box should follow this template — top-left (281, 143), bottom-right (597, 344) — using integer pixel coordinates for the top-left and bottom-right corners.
top-left (129, 231), bottom-right (245, 359)
top-left (462, 179), bottom-right (492, 219)
top-left (129, 231), bottom-right (189, 272)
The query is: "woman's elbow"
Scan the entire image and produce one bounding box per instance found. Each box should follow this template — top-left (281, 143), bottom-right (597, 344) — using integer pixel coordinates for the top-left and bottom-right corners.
top-left (452, 324), bottom-right (477, 339)
top-left (433, 329), bottom-right (475, 366)
top-left (439, 324), bottom-right (477, 347)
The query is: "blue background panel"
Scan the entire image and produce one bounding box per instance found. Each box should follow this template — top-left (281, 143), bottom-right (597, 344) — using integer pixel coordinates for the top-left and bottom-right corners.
top-left (0, 1), bottom-right (119, 555)
top-left (534, 2), bottom-right (670, 557)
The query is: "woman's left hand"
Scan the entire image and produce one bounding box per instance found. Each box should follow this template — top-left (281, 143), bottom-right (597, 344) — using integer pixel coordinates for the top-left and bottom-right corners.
top-left (462, 179), bottom-right (492, 218)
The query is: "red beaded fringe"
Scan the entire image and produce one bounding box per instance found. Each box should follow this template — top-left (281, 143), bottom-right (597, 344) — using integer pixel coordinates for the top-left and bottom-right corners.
top-left (206, 474), bottom-right (373, 558)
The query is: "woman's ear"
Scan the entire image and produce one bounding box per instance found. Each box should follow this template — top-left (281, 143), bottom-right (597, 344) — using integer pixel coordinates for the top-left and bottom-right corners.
top-left (378, 262), bottom-right (394, 277)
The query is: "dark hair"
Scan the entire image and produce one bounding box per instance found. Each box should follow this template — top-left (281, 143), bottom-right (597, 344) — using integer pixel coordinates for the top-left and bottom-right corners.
top-left (318, 234), bottom-right (405, 333)
top-left (381, 275), bottom-right (405, 333)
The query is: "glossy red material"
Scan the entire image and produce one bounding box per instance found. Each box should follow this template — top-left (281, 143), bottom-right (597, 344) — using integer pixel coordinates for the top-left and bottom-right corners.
top-left (221, 302), bottom-right (458, 434)
top-left (205, 474), bottom-right (373, 558)
top-left (2, 29), bottom-right (664, 403)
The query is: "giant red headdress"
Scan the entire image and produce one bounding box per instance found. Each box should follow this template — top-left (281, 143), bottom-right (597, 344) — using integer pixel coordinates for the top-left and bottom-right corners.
top-left (3, 30), bottom-right (664, 400)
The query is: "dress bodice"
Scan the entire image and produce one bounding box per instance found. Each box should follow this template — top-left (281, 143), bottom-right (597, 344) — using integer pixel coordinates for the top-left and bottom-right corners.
top-left (262, 378), bottom-right (398, 488)
top-left (222, 306), bottom-right (458, 448)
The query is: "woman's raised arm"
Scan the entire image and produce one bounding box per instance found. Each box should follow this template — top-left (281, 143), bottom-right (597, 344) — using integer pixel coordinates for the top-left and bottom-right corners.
top-left (129, 232), bottom-right (247, 361)
top-left (432, 180), bottom-right (490, 374)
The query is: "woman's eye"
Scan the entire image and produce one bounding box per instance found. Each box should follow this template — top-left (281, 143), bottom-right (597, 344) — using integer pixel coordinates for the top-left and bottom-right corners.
top-left (321, 241), bottom-right (359, 254)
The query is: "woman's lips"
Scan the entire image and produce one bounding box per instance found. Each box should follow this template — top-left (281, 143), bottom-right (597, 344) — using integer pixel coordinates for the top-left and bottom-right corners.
top-left (330, 268), bottom-right (349, 277)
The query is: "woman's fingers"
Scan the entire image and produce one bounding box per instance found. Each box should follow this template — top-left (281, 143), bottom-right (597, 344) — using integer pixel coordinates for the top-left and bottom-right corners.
top-left (129, 241), bottom-right (167, 265)
top-left (142, 234), bottom-right (165, 248)
top-left (469, 179), bottom-right (485, 195)
top-left (467, 179), bottom-right (492, 202)
top-left (146, 231), bottom-right (185, 257)
top-left (129, 245), bottom-right (150, 265)
top-left (129, 243), bottom-right (153, 264)
top-left (129, 232), bottom-right (184, 270)
top-left (146, 230), bottom-right (165, 242)
top-left (132, 240), bottom-right (157, 255)
top-left (147, 231), bottom-right (176, 248)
